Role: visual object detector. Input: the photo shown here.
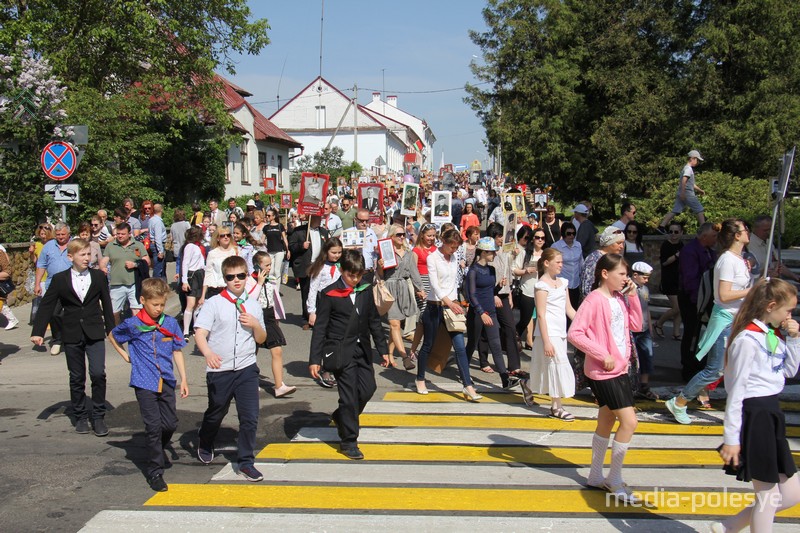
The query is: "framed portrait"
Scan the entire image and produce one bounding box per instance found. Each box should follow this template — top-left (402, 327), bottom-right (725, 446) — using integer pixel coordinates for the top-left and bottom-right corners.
top-left (377, 238), bottom-right (397, 269)
top-left (503, 212), bottom-right (518, 252)
top-left (298, 172), bottom-right (329, 216)
top-left (358, 183), bottom-right (385, 223)
top-left (341, 228), bottom-right (365, 248)
top-left (431, 190), bottom-right (452, 224)
top-left (534, 192), bottom-right (548, 211)
top-left (264, 177), bottom-right (276, 195)
top-left (280, 193), bottom-right (292, 209)
top-left (400, 183), bottom-right (420, 217)
top-left (502, 193), bottom-right (524, 216)
top-left (337, 176), bottom-right (347, 187)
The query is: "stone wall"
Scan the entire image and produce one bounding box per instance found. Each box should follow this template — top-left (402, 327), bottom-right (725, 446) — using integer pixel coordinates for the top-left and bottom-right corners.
top-left (1, 242), bottom-right (36, 307)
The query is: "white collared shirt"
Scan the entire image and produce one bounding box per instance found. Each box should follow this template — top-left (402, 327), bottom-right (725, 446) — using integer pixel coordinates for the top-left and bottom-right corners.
top-left (71, 267), bottom-right (91, 302)
top-left (427, 249), bottom-right (459, 302)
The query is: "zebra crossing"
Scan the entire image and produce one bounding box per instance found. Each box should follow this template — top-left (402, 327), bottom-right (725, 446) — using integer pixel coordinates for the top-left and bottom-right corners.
top-left (81, 383), bottom-right (800, 532)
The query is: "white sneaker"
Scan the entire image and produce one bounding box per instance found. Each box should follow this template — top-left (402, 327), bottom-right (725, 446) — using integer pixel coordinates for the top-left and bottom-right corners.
top-left (50, 344), bottom-right (62, 356)
top-left (274, 384), bottom-right (297, 398)
top-left (5, 318), bottom-right (19, 330)
top-left (709, 521), bottom-right (726, 533)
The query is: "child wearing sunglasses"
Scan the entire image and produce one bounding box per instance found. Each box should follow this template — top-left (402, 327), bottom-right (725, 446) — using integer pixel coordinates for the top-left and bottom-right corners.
top-left (194, 255), bottom-right (267, 482)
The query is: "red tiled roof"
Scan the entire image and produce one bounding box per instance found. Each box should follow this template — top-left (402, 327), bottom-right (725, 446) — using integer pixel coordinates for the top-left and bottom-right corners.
top-left (217, 75), bottom-right (301, 148)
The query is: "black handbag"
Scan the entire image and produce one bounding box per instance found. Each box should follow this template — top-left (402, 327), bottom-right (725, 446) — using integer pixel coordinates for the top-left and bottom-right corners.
top-left (321, 308), bottom-right (359, 372)
top-left (0, 279), bottom-right (14, 297)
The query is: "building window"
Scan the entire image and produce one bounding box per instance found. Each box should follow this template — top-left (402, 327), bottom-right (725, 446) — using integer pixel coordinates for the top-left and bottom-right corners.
top-left (315, 106), bottom-right (326, 129)
top-left (240, 139), bottom-right (249, 185)
top-left (277, 155), bottom-right (284, 187)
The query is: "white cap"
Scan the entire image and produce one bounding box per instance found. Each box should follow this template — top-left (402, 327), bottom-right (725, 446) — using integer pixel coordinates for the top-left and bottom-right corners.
top-left (631, 261), bottom-right (653, 275)
top-left (687, 150), bottom-right (704, 161)
top-left (573, 204), bottom-right (589, 214)
top-left (246, 199), bottom-right (256, 206)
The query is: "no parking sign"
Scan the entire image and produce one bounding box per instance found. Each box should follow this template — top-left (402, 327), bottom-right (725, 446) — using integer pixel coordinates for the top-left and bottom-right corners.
top-left (41, 141), bottom-right (77, 180)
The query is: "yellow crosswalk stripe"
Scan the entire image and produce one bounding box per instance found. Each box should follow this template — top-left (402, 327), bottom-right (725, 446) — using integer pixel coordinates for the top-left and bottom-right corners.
top-left (358, 414), bottom-right (800, 437)
top-left (382, 391), bottom-right (800, 412)
top-left (144, 484), bottom-right (800, 517)
top-left (255, 442), bottom-right (800, 466)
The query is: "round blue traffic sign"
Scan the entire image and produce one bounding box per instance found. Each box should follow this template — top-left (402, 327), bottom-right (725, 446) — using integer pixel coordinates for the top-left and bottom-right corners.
top-left (41, 141), bottom-right (77, 181)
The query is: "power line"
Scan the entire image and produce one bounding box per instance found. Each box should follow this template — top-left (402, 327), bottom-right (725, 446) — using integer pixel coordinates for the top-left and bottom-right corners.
top-left (249, 81), bottom-right (490, 107)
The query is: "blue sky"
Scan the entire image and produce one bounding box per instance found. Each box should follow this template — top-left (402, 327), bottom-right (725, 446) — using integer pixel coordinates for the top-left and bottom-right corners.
top-left (227, 0), bottom-right (491, 169)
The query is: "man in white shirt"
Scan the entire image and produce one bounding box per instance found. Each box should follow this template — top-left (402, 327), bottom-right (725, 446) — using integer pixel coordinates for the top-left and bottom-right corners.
top-left (749, 215), bottom-right (799, 281)
top-left (322, 202), bottom-right (343, 238)
top-left (611, 201), bottom-right (636, 231)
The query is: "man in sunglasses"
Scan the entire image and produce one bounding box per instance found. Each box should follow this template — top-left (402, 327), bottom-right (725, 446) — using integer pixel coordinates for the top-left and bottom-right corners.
top-left (195, 256), bottom-right (267, 482)
top-left (339, 196), bottom-right (357, 230)
top-left (611, 200), bottom-right (637, 231)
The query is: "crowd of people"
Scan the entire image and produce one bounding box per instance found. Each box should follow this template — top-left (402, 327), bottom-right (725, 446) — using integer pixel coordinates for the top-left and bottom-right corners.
top-left (11, 159), bottom-right (800, 530)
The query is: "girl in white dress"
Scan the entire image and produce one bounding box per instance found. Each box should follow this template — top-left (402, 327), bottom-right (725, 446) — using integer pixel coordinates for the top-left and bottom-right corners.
top-left (527, 248), bottom-right (577, 420)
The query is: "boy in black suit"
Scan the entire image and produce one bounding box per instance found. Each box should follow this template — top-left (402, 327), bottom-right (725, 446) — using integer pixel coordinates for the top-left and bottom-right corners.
top-left (31, 239), bottom-right (115, 436)
top-left (309, 249), bottom-right (388, 460)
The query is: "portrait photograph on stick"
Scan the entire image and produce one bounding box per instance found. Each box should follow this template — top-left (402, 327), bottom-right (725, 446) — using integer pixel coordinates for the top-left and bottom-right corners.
top-left (503, 212), bottom-right (518, 252)
top-left (400, 183), bottom-right (420, 217)
top-left (299, 172), bottom-right (329, 216)
top-left (431, 191), bottom-right (452, 224)
top-left (358, 183), bottom-right (385, 223)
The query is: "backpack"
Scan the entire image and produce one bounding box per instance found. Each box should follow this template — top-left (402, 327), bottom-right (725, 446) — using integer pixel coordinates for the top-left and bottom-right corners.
top-left (696, 267), bottom-right (715, 325)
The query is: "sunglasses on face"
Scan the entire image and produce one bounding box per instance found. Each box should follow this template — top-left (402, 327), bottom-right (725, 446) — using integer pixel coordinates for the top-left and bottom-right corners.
top-left (356, 218), bottom-right (369, 223)
top-left (670, 230), bottom-right (681, 234)
top-left (219, 234), bottom-right (231, 238)
top-left (394, 232), bottom-right (405, 237)
top-left (224, 273), bottom-right (248, 281)
top-left (38, 225), bottom-right (52, 230)
top-left (564, 232), bottom-right (576, 236)
top-left (533, 236), bottom-right (545, 240)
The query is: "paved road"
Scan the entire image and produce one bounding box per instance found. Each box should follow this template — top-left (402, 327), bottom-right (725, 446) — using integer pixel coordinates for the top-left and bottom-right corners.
top-left (1, 264), bottom-right (799, 531)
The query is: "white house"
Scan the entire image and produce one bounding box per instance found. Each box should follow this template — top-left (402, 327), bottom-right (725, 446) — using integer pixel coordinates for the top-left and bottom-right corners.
top-left (364, 93), bottom-right (436, 171)
top-left (269, 77), bottom-right (423, 175)
top-left (219, 76), bottom-right (302, 197)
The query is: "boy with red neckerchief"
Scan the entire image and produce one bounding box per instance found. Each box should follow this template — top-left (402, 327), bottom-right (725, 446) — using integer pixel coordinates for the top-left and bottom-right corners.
top-left (108, 278), bottom-right (187, 493)
top-left (194, 255), bottom-right (267, 482)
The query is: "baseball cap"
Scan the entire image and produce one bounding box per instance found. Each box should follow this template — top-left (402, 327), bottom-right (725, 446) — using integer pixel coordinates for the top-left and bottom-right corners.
top-left (631, 261), bottom-right (653, 275)
top-left (687, 150), bottom-right (704, 161)
top-left (573, 204), bottom-right (590, 214)
top-left (599, 226), bottom-right (625, 247)
top-left (527, 212), bottom-right (538, 219)
top-left (246, 199), bottom-right (256, 207)
top-left (476, 236), bottom-right (498, 251)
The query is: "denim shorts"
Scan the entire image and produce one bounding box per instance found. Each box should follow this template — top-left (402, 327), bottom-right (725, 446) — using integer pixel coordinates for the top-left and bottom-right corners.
top-left (110, 284), bottom-right (140, 313)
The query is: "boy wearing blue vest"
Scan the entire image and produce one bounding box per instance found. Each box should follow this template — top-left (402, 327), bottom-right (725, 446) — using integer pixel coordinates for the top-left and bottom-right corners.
top-left (109, 278), bottom-right (188, 492)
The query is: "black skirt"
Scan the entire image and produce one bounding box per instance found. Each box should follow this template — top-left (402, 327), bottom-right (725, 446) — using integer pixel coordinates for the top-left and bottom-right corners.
top-left (731, 394), bottom-right (796, 483)
top-left (262, 306), bottom-right (286, 349)
top-left (186, 270), bottom-right (205, 298)
top-left (587, 374), bottom-right (635, 411)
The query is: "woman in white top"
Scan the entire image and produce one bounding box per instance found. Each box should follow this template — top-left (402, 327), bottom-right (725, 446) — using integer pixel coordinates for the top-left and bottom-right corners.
top-left (199, 227), bottom-right (239, 306)
top-left (414, 229), bottom-right (481, 401)
top-left (513, 226), bottom-right (544, 348)
top-left (667, 219), bottom-right (753, 423)
top-left (180, 227), bottom-right (206, 340)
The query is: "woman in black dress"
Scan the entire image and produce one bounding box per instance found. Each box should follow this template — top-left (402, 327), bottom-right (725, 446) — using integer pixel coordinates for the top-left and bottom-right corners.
top-left (655, 222), bottom-right (684, 340)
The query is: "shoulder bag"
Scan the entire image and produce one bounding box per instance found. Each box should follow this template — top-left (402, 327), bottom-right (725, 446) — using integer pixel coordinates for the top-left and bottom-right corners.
top-left (373, 279), bottom-right (395, 316)
top-left (443, 307), bottom-right (467, 333)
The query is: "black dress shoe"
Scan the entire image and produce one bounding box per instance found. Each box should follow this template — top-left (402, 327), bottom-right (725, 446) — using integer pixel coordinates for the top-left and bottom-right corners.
top-left (75, 419), bottom-right (91, 434)
top-left (340, 446), bottom-right (364, 460)
top-left (147, 474), bottom-right (168, 492)
top-left (92, 418), bottom-right (109, 437)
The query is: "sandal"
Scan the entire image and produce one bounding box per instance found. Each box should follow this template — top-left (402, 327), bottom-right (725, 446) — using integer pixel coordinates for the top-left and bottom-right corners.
top-left (654, 324), bottom-right (664, 338)
top-left (480, 366), bottom-right (495, 374)
top-left (698, 399), bottom-right (713, 410)
top-left (549, 408), bottom-right (575, 421)
top-left (520, 379), bottom-right (538, 407)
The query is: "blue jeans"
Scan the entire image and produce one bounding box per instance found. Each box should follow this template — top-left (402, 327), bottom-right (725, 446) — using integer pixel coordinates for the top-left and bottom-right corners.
top-left (152, 252), bottom-right (166, 279)
top-left (416, 304), bottom-right (473, 386)
top-left (680, 324), bottom-right (730, 401)
top-left (633, 330), bottom-right (654, 375)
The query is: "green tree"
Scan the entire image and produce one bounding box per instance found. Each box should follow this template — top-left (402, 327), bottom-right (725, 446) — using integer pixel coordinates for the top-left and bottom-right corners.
top-left (292, 147), bottom-right (363, 188)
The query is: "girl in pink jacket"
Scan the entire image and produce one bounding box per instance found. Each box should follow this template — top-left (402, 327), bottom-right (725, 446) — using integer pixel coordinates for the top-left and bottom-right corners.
top-left (567, 253), bottom-right (643, 503)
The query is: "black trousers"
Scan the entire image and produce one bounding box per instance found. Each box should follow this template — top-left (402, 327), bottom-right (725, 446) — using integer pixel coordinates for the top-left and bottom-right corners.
top-left (299, 276), bottom-right (310, 320)
top-left (50, 300), bottom-right (63, 344)
top-left (678, 290), bottom-right (704, 381)
top-left (198, 364), bottom-right (260, 467)
top-left (466, 308), bottom-right (507, 374)
top-left (332, 345), bottom-right (376, 449)
top-left (478, 295), bottom-right (521, 372)
top-left (135, 384), bottom-right (178, 478)
top-left (64, 335), bottom-right (106, 420)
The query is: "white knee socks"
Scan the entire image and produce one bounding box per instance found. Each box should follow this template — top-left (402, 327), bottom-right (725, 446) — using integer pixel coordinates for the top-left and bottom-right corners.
top-left (588, 433), bottom-right (609, 485)
top-left (606, 439), bottom-right (630, 487)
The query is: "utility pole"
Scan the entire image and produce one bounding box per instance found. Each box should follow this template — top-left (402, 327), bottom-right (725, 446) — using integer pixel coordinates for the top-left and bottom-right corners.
top-left (382, 69), bottom-right (388, 175)
top-left (353, 83), bottom-right (358, 165)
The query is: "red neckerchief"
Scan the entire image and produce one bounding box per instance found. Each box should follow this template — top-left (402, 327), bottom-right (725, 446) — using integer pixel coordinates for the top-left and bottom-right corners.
top-left (745, 321), bottom-right (784, 340)
top-left (135, 310), bottom-right (175, 338)
top-left (220, 288), bottom-right (247, 314)
top-left (195, 242), bottom-right (207, 259)
top-left (327, 283), bottom-right (370, 298)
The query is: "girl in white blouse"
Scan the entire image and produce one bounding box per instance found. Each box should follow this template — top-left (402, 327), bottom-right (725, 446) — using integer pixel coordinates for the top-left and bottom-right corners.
top-left (715, 278), bottom-right (800, 533)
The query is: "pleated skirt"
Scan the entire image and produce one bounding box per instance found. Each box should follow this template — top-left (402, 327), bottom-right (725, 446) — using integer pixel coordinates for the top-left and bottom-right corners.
top-left (529, 336), bottom-right (575, 399)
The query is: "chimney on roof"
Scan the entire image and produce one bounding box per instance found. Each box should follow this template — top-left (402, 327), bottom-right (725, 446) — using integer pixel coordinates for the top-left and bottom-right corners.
top-left (372, 92), bottom-right (381, 103)
top-left (387, 95), bottom-right (397, 107)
